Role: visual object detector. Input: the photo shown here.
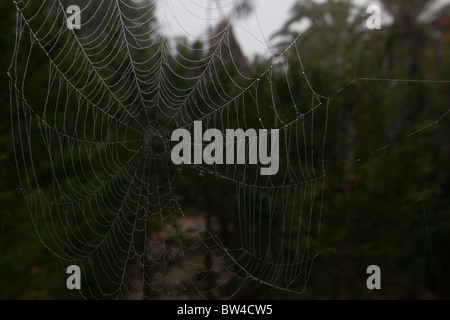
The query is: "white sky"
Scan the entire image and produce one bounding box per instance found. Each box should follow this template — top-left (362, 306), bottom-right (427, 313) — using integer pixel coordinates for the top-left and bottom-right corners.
top-left (158, 0), bottom-right (374, 58)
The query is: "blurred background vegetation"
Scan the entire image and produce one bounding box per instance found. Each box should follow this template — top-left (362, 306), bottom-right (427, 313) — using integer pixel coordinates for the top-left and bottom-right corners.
top-left (1, 0), bottom-right (450, 299)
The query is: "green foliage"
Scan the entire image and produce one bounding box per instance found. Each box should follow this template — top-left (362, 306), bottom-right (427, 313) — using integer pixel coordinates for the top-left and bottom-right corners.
top-left (1, 0), bottom-right (449, 299)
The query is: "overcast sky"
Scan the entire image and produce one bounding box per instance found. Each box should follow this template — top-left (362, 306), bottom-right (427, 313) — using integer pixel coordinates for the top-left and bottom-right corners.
top-left (158, 0), bottom-right (374, 58)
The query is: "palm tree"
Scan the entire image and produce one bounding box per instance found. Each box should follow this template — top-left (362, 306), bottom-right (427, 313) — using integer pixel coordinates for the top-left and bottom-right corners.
top-left (378, 0), bottom-right (450, 76)
top-left (272, 0), bottom-right (369, 70)
top-left (208, 0), bottom-right (254, 73)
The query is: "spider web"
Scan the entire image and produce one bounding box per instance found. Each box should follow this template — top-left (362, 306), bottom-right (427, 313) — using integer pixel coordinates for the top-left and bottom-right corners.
top-left (8, 0), bottom-right (450, 300)
top-left (8, 0), bottom-right (329, 299)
